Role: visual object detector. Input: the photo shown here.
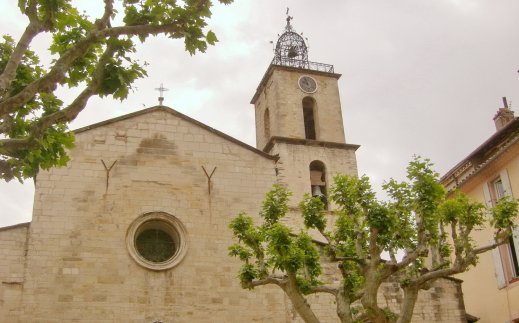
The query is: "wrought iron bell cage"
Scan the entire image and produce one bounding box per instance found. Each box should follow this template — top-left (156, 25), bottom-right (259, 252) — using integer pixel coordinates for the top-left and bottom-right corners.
top-left (272, 14), bottom-right (334, 73)
top-left (274, 16), bottom-right (309, 69)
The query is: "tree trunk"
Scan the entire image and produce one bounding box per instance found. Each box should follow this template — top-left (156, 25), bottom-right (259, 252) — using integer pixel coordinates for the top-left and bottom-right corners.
top-left (396, 286), bottom-right (419, 323)
top-left (361, 275), bottom-right (389, 323)
top-left (283, 274), bottom-right (321, 323)
top-left (336, 289), bottom-right (353, 323)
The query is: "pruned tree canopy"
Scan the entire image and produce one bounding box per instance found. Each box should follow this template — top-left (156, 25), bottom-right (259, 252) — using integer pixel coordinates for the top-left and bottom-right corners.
top-left (0, 0), bottom-right (232, 182)
top-left (229, 157), bottom-right (518, 323)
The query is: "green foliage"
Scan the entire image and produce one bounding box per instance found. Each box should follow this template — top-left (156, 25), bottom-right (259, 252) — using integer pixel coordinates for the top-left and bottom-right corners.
top-left (1, 0), bottom-right (233, 182)
top-left (331, 174), bottom-right (376, 217)
top-left (239, 263), bottom-right (257, 285)
top-left (491, 196), bottom-right (519, 234)
top-left (228, 185), bottom-right (322, 291)
top-left (299, 194), bottom-right (327, 232)
top-left (382, 307), bottom-right (397, 322)
top-left (22, 124), bottom-right (74, 177)
top-left (228, 212), bottom-right (263, 257)
top-left (261, 184), bottom-right (291, 227)
top-left (407, 157), bottom-right (445, 243)
top-left (439, 192), bottom-right (486, 229)
top-left (98, 38), bottom-right (147, 100)
top-left (341, 261), bottom-right (364, 295)
top-left (228, 244), bottom-right (252, 262)
top-left (1, 35), bottom-right (75, 181)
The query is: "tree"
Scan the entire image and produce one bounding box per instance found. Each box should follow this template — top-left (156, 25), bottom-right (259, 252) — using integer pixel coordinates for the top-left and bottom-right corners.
top-left (0, 0), bottom-right (232, 182)
top-left (229, 157), bottom-right (518, 323)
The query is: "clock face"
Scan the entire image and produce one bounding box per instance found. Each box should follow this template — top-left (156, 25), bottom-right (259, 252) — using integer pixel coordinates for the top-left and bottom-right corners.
top-left (298, 76), bottom-right (317, 93)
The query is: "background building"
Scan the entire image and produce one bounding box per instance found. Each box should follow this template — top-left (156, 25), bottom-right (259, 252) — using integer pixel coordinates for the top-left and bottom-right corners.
top-left (441, 98), bottom-right (519, 323)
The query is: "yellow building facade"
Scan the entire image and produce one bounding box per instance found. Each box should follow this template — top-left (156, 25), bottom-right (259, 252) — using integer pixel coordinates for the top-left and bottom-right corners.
top-left (441, 101), bottom-right (519, 323)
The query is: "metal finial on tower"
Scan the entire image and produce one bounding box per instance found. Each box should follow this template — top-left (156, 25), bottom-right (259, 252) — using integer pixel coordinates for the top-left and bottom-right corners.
top-left (155, 83), bottom-right (169, 106)
top-left (286, 7), bottom-right (293, 29)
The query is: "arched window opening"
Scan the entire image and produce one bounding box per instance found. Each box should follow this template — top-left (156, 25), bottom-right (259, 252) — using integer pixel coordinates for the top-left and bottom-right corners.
top-left (264, 108), bottom-right (271, 139)
top-left (302, 97), bottom-right (316, 140)
top-left (309, 160), bottom-right (327, 208)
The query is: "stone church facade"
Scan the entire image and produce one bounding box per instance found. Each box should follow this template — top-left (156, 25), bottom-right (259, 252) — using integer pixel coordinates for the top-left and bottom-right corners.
top-left (0, 18), bottom-right (468, 322)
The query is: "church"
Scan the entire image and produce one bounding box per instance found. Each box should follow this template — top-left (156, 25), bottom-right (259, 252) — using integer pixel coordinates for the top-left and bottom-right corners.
top-left (0, 16), bottom-right (468, 322)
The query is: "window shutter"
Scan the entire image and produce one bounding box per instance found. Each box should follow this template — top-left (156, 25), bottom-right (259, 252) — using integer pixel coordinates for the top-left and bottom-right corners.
top-left (490, 240), bottom-right (507, 288)
top-left (483, 183), bottom-right (492, 207)
top-left (512, 226), bottom-right (519, 267)
top-left (500, 169), bottom-right (513, 197)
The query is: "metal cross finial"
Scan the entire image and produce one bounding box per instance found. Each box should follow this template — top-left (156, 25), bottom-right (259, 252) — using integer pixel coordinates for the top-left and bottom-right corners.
top-left (155, 83), bottom-right (168, 97)
top-left (286, 7), bottom-right (292, 27)
top-left (155, 83), bottom-right (169, 106)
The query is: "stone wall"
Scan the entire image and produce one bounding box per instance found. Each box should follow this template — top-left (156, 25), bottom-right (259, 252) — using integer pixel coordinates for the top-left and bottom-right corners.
top-left (18, 108), bottom-right (289, 322)
top-left (0, 223), bottom-right (29, 320)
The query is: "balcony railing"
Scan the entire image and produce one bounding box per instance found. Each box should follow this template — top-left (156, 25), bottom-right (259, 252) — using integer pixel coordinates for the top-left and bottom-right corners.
top-left (271, 57), bottom-right (334, 73)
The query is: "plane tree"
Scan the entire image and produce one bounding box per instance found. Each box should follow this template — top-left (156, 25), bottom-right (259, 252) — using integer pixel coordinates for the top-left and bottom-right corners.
top-left (229, 157), bottom-right (518, 323)
top-left (0, 0), bottom-right (232, 182)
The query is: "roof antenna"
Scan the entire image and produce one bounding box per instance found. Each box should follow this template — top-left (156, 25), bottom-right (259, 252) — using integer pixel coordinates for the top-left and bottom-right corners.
top-left (155, 83), bottom-right (169, 106)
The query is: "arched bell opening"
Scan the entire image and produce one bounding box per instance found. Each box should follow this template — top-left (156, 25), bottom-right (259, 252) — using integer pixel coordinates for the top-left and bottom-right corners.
top-left (303, 97), bottom-right (317, 140)
top-left (309, 160), bottom-right (327, 209)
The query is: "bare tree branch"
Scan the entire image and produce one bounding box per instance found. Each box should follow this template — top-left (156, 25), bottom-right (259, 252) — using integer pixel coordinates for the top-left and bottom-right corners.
top-left (307, 285), bottom-right (339, 296)
top-left (334, 256), bottom-right (364, 264)
top-left (103, 22), bottom-right (187, 38)
top-left (394, 244), bottom-right (428, 272)
top-left (354, 230), bottom-right (364, 259)
top-left (0, 1), bottom-right (45, 91)
top-left (0, 138), bottom-right (32, 157)
top-left (473, 238), bottom-right (507, 254)
top-left (99, 0), bottom-right (114, 26)
top-left (242, 275), bottom-right (288, 288)
top-left (413, 266), bottom-right (462, 286)
top-left (388, 248), bottom-right (397, 263)
top-left (368, 227), bottom-right (381, 262)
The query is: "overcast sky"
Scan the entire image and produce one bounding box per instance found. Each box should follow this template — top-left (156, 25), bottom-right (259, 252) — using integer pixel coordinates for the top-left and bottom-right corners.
top-left (1, 0), bottom-right (519, 227)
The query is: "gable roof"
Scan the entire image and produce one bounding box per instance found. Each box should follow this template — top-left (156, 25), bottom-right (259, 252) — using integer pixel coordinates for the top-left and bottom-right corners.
top-left (73, 105), bottom-right (278, 161)
top-left (440, 117), bottom-right (519, 188)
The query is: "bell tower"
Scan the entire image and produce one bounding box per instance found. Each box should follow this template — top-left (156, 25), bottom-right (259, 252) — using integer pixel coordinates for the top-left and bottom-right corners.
top-left (251, 12), bottom-right (359, 207)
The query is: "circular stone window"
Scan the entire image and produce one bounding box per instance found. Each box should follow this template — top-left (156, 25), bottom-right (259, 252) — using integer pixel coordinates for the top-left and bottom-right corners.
top-left (126, 212), bottom-right (187, 271)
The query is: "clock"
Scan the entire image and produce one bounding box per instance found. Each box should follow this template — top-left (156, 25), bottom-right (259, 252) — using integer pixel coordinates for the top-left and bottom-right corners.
top-left (298, 76), bottom-right (317, 93)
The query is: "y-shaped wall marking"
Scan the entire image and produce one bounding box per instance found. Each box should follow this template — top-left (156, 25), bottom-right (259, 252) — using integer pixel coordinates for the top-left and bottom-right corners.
top-left (101, 159), bottom-right (117, 193)
top-left (201, 166), bottom-right (217, 195)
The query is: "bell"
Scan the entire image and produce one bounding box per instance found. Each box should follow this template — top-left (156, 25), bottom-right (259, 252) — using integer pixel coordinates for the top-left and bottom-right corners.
top-left (287, 47), bottom-right (298, 58)
top-left (312, 185), bottom-right (324, 197)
